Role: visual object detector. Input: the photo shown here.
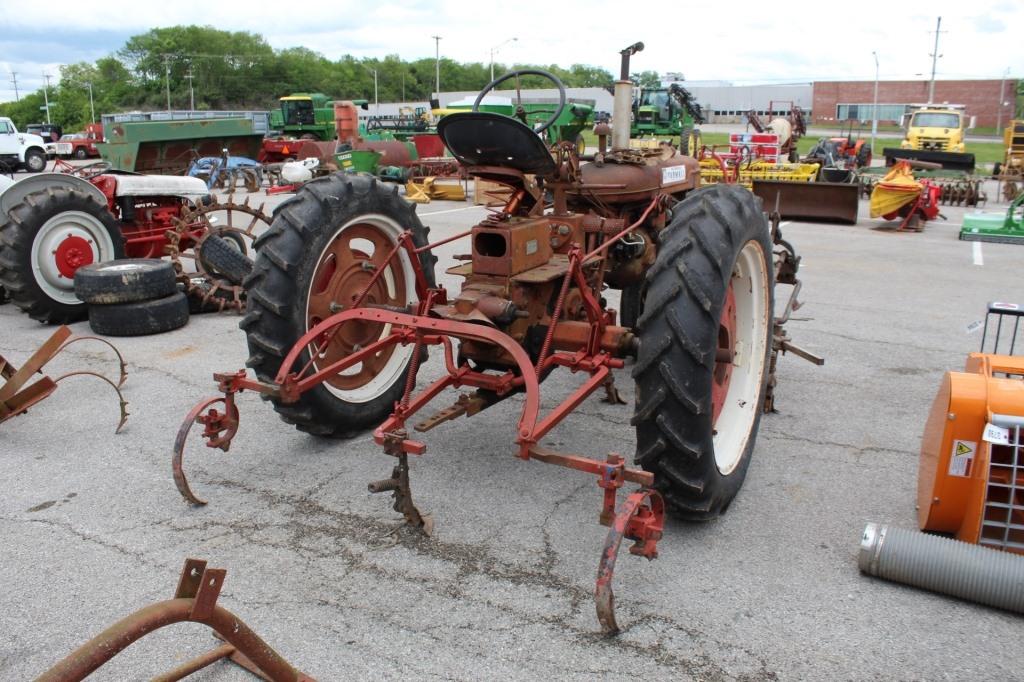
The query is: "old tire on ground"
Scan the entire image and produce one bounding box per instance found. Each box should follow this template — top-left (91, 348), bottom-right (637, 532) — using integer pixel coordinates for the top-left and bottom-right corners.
top-left (242, 174), bottom-right (437, 436)
top-left (631, 183), bottom-right (774, 520)
top-left (74, 258), bottom-right (176, 304)
top-left (198, 233), bottom-right (254, 285)
top-left (88, 291), bottom-right (190, 336)
top-left (24, 149), bottom-right (46, 173)
top-left (0, 187), bottom-right (125, 323)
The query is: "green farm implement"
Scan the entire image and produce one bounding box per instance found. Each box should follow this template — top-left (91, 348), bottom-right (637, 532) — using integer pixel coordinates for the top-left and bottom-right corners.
top-left (960, 192), bottom-right (1024, 245)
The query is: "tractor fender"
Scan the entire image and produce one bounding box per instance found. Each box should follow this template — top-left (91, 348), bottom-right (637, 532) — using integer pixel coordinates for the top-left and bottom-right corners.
top-left (0, 172), bottom-right (107, 216)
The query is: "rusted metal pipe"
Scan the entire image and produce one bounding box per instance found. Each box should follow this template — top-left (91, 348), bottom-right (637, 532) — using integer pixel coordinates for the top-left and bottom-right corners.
top-left (36, 559), bottom-right (312, 682)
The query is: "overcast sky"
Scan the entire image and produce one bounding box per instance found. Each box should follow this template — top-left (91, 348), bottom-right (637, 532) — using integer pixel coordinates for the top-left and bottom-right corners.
top-left (1, 0), bottom-right (1020, 103)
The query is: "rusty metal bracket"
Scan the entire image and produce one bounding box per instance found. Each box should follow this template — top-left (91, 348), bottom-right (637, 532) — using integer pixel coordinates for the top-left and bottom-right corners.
top-left (36, 558), bottom-right (314, 682)
top-left (764, 216), bottom-right (824, 412)
top-left (0, 326), bottom-right (128, 431)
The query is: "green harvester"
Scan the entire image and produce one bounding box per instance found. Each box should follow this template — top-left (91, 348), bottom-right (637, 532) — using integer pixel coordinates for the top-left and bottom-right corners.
top-left (959, 193), bottom-right (1024, 244)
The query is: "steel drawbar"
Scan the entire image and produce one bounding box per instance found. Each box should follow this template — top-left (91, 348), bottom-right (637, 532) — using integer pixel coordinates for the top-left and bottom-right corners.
top-left (859, 523), bottom-right (1024, 613)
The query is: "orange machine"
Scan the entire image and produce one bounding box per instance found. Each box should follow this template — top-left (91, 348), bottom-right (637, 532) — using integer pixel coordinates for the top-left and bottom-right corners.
top-left (918, 302), bottom-right (1024, 554)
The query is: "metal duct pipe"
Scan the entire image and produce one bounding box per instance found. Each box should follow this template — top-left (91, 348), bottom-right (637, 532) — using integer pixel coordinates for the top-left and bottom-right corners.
top-left (859, 523), bottom-right (1024, 613)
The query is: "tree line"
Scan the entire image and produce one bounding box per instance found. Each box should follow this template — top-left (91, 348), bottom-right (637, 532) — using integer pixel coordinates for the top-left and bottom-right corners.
top-left (0, 25), bottom-right (662, 133)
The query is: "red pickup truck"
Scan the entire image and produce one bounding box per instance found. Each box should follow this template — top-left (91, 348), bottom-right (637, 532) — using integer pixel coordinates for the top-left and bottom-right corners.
top-left (54, 123), bottom-right (104, 159)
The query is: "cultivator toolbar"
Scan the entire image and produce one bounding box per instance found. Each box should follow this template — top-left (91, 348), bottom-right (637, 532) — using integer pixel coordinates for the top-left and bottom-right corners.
top-left (173, 224), bottom-right (668, 631)
top-left (1, 325), bottom-right (128, 431)
top-left (37, 558), bottom-right (313, 681)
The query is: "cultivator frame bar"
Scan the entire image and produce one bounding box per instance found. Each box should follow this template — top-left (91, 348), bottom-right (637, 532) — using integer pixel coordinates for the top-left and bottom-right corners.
top-left (37, 558), bottom-right (313, 681)
top-left (1, 325), bottom-right (128, 431)
top-left (172, 174), bottom-right (822, 631)
top-left (174, 214), bottom-right (669, 631)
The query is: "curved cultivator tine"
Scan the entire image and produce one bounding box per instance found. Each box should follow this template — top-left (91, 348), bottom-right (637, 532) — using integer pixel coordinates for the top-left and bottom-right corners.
top-left (172, 396), bottom-right (240, 506)
top-left (52, 371), bottom-right (130, 433)
top-left (595, 488), bottom-right (665, 634)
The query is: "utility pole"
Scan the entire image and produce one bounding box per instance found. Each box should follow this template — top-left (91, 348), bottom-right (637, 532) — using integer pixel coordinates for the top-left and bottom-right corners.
top-left (163, 55), bottom-right (172, 111)
top-left (186, 67), bottom-right (195, 111)
top-left (927, 16), bottom-right (945, 104)
top-left (871, 51), bottom-right (879, 163)
top-left (42, 73), bottom-right (52, 124)
top-left (85, 82), bottom-right (95, 123)
top-left (9, 72), bottom-right (19, 101)
top-left (996, 67), bottom-right (1009, 133)
top-left (432, 35), bottom-right (442, 97)
top-left (489, 37), bottom-right (517, 82)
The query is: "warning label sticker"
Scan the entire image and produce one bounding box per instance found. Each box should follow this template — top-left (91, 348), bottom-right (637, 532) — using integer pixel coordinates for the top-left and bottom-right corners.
top-left (948, 440), bottom-right (976, 477)
top-left (662, 165), bottom-right (686, 185)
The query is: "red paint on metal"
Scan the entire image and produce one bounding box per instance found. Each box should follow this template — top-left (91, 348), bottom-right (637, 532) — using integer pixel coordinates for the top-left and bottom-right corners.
top-left (54, 235), bottom-right (94, 278)
top-left (711, 282), bottom-right (736, 425)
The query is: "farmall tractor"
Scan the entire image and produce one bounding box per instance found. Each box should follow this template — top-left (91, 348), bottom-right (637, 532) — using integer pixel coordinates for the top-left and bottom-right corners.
top-left (175, 43), bottom-right (816, 632)
top-left (0, 165), bottom-right (271, 322)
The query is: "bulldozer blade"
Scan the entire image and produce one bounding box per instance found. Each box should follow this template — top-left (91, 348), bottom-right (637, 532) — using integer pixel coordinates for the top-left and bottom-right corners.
top-left (752, 180), bottom-right (859, 224)
top-left (883, 148), bottom-right (976, 172)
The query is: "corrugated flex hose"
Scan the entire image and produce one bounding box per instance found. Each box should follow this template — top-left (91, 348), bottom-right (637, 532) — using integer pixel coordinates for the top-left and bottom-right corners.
top-left (859, 523), bottom-right (1024, 613)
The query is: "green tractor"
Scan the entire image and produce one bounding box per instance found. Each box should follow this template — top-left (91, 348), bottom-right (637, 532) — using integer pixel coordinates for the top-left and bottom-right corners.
top-left (446, 92), bottom-right (593, 155)
top-left (268, 93), bottom-right (339, 141)
top-left (630, 83), bottom-right (705, 154)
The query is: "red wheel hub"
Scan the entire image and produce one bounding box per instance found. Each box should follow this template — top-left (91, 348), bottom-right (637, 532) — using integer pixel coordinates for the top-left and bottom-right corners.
top-left (306, 224), bottom-right (407, 391)
top-left (711, 282), bottom-right (737, 426)
top-left (54, 235), bottom-right (95, 278)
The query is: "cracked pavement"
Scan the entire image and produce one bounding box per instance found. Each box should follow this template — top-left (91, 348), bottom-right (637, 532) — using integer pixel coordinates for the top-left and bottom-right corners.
top-left (2, 184), bottom-right (1023, 680)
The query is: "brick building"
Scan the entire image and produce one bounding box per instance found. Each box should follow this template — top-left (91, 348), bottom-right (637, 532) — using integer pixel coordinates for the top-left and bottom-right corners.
top-left (812, 79), bottom-right (1018, 128)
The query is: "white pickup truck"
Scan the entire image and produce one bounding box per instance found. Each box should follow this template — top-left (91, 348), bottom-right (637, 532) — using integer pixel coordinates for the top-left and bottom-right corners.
top-left (0, 117), bottom-right (48, 173)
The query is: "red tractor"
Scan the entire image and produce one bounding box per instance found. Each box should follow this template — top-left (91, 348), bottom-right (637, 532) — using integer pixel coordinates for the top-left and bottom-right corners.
top-left (0, 166), bottom-right (269, 323)
top-left (175, 43), bottom-right (817, 631)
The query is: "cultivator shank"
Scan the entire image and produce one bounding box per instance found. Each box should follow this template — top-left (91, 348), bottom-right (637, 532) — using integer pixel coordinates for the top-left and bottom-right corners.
top-left (1, 325), bottom-right (128, 431)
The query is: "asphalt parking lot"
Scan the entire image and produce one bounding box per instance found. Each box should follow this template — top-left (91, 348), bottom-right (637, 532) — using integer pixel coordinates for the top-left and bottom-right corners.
top-left (2, 178), bottom-right (1023, 680)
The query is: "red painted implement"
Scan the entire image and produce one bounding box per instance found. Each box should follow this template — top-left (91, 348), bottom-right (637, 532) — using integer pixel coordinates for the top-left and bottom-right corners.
top-left (173, 48), bottom-right (820, 633)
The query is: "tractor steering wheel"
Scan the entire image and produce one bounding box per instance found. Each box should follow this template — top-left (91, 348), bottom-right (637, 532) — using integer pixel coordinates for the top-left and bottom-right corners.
top-left (473, 69), bottom-right (567, 135)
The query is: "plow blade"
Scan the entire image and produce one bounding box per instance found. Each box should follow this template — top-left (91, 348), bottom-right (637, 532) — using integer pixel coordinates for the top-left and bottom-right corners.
top-left (752, 180), bottom-right (859, 224)
top-left (883, 148), bottom-right (976, 172)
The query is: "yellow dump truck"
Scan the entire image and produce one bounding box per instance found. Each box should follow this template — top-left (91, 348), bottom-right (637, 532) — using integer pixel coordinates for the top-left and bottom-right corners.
top-left (883, 104), bottom-right (976, 171)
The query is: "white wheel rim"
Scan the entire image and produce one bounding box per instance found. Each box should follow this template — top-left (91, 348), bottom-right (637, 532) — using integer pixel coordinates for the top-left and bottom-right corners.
top-left (30, 211), bottom-right (116, 305)
top-left (713, 240), bottom-right (770, 475)
top-left (305, 214), bottom-right (416, 404)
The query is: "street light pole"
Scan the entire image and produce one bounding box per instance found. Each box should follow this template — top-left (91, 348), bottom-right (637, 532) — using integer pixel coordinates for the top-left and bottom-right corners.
top-left (432, 35), bottom-right (442, 97)
top-left (871, 51), bottom-right (879, 162)
top-left (42, 73), bottom-right (52, 124)
top-left (997, 67), bottom-right (1009, 133)
top-left (85, 82), bottom-right (95, 123)
top-left (927, 16), bottom-right (944, 104)
top-left (489, 37), bottom-right (517, 81)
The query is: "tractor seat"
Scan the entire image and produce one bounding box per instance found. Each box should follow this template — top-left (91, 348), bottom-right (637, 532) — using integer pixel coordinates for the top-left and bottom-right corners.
top-left (437, 112), bottom-right (557, 177)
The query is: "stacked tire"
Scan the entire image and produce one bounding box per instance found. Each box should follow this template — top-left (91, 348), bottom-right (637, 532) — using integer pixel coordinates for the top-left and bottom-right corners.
top-left (73, 259), bottom-right (189, 336)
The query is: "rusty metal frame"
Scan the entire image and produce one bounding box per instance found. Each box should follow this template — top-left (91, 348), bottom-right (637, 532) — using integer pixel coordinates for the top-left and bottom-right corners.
top-left (172, 197), bottom-right (677, 631)
top-left (36, 558), bottom-right (314, 681)
top-left (1, 326), bottom-right (129, 431)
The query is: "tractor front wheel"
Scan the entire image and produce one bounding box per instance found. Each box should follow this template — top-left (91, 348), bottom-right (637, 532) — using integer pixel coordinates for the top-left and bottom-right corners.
top-left (631, 184), bottom-right (773, 519)
top-left (242, 174), bottom-right (436, 436)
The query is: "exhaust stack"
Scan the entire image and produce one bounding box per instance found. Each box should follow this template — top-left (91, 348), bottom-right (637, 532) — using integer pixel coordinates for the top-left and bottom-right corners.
top-left (612, 42), bottom-right (643, 151)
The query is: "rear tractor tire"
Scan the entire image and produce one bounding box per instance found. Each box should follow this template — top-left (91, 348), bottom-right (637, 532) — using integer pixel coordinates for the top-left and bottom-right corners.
top-left (242, 174), bottom-right (436, 436)
top-left (0, 187), bottom-right (124, 323)
top-left (631, 184), bottom-right (774, 520)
